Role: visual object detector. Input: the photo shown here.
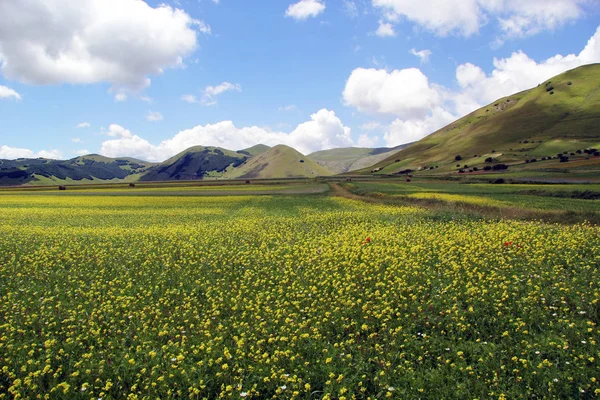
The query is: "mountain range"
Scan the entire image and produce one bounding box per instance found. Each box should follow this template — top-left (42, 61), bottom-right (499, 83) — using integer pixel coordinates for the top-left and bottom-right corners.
top-left (1, 64), bottom-right (599, 186)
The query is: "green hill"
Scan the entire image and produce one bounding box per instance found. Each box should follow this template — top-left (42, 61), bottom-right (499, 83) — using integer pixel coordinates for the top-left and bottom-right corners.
top-left (363, 64), bottom-right (600, 180)
top-left (0, 154), bottom-right (155, 185)
top-left (238, 144), bottom-right (271, 157)
top-left (140, 146), bottom-right (248, 181)
top-left (309, 144), bottom-right (411, 174)
top-left (226, 145), bottom-right (333, 179)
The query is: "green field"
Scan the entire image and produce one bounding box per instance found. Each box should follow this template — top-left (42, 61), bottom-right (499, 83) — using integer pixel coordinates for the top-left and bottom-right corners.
top-left (0, 184), bottom-right (599, 399)
top-left (346, 181), bottom-right (600, 214)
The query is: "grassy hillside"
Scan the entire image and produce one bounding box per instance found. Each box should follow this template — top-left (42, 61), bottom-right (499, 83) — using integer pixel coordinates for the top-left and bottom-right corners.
top-left (0, 155), bottom-right (154, 186)
top-left (363, 64), bottom-right (600, 180)
top-left (226, 144), bottom-right (333, 179)
top-left (309, 144), bottom-right (411, 173)
top-left (140, 146), bottom-right (248, 181)
top-left (238, 144), bottom-right (271, 157)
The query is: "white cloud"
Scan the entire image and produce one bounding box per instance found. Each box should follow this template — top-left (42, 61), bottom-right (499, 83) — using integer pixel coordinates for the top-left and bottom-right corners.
top-left (372, 0), bottom-right (588, 39)
top-left (383, 107), bottom-right (455, 146)
top-left (140, 96), bottom-right (153, 103)
top-left (106, 124), bottom-right (133, 138)
top-left (0, 0), bottom-right (204, 94)
top-left (357, 134), bottom-right (379, 147)
top-left (181, 94), bottom-right (198, 103)
top-left (360, 121), bottom-right (382, 131)
top-left (37, 150), bottom-right (62, 159)
top-left (279, 104), bottom-right (297, 112)
top-left (410, 48), bottom-right (432, 63)
top-left (285, 0), bottom-right (326, 20)
top-left (100, 109), bottom-right (358, 161)
top-left (146, 111), bottom-right (164, 122)
top-left (343, 67), bottom-right (442, 119)
top-left (200, 82), bottom-right (241, 106)
top-left (0, 85), bottom-right (21, 100)
top-left (75, 149), bottom-right (90, 156)
top-left (76, 122), bottom-right (90, 128)
top-left (72, 137), bottom-right (83, 143)
top-left (494, 0), bottom-right (585, 38)
top-left (375, 20), bottom-right (396, 37)
top-left (114, 93), bottom-right (128, 102)
top-left (373, 0), bottom-right (483, 37)
top-left (0, 145), bottom-right (61, 160)
top-left (343, 1), bottom-right (359, 19)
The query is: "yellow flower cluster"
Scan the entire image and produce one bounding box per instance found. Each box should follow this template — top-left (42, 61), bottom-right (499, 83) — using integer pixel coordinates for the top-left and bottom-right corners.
top-left (0, 193), bottom-right (598, 399)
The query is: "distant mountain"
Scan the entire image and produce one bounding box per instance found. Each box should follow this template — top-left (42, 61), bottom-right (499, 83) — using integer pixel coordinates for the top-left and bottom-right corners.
top-left (0, 154), bottom-right (155, 185)
top-left (237, 144), bottom-right (271, 157)
top-left (139, 146), bottom-right (248, 181)
top-left (361, 64), bottom-right (600, 178)
top-left (309, 144), bottom-right (412, 174)
top-left (225, 144), bottom-right (333, 179)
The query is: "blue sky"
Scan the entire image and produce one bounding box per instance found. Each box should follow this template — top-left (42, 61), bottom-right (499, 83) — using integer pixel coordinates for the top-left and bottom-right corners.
top-left (0, 0), bottom-right (599, 161)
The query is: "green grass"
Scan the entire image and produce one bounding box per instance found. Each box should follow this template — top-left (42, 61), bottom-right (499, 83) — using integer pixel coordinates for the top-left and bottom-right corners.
top-left (348, 181), bottom-right (600, 213)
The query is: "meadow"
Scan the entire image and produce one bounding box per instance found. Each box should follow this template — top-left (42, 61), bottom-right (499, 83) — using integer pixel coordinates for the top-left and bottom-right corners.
top-left (345, 181), bottom-right (600, 214)
top-left (0, 187), bottom-right (599, 399)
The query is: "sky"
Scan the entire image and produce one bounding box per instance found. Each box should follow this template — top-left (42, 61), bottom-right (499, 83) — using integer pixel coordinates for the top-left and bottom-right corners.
top-left (0, 0), bottom-right (599, 162)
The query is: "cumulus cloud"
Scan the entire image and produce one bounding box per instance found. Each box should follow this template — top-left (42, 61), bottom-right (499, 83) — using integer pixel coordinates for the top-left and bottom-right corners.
top-left (372, 0), bottom-right (588, 39)
top-left (410, 48), bottom-right (432, 63)
top-left (373, 0), bottom-right (483, 36)
top-left (0, 0), bottom-right (204, 94)
top-left (344, 26), bottom-right (600, 147)
top-left (0, 85), bottom-right (21, 100)
top-left (357, 134), bottom-right (379, 147)
top-left (342, 67), bottom-right (442, 119)
top-left (146, 111), bottom-right (164, 122)
top-left (285, 0), bottom-right (326, 20)
top-left (0, 145), bottom-right (61, 160)
top-left (383, 107), bottom-right (456, 146)
top-left (76, 122), bottom-right (90, 128)
top-left (100, 109), bottom-right (359, 161)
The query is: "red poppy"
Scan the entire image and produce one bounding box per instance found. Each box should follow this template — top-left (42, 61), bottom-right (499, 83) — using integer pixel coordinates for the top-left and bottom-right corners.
top-left (504, 241), bottom-right (513, 247)
top-left (362, 237), bottom-right (371, 245)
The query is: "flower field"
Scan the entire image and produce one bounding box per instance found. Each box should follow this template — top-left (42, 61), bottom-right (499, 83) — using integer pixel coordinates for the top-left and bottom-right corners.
top-left (0, 193), bottom-right (599, 399)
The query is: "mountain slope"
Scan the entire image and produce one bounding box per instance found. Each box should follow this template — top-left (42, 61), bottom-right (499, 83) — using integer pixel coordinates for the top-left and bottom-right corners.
top-left (364, 64), bottom-right (600, 177)
top-left (0, 155), bottom-right (155, 185)
top-left (140, 146), bottom-right (248, 181)
top-left (238, 144), bottom-right (271, 157)
top-left (226, 145), bottom-right (333, 179)
top-left (309, 144), bottom-right (412, 173)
